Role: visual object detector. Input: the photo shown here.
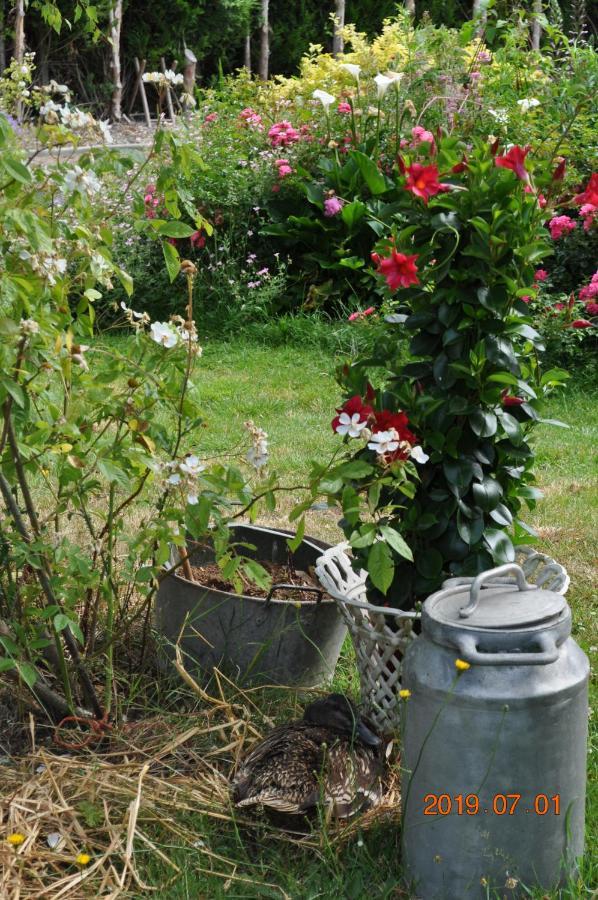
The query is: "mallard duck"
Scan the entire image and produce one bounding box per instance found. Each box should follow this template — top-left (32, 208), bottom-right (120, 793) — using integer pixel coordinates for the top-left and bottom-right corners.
top-left (231, 693), bottom-right (384, 822)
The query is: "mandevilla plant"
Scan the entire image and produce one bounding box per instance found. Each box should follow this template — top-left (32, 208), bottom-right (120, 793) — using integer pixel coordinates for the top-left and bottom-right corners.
top-left (318, 136), bottom-right (572, 610)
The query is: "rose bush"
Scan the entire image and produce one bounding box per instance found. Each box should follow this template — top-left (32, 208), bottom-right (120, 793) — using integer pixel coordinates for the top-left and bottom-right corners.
top-left (0, 113), bottom-right (283, 722)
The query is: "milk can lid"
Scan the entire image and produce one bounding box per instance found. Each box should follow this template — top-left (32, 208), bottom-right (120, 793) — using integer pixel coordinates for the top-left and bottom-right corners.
top-left (426, 564), bottom-right (567, 630)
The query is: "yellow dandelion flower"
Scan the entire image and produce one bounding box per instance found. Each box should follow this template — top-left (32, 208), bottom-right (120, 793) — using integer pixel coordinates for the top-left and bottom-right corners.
top-left (75, 852), bottom-right (91, 866)
top-left (7, 833), bottom-right (25, 846)
top-left (399, 689), bottom-right (411, 699)
top-left (455, 658), bottom-right (471, 671)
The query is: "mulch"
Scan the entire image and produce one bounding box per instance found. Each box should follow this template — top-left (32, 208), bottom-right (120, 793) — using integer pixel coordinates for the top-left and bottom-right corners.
top-left (0, 659), bottom-right (401, 898)
top-left (188, 561), bottom-right (325, 603)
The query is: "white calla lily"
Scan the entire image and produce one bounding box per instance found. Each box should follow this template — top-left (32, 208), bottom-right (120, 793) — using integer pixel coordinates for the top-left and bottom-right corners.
top-left (374, 73), bottom-right (393, 99)
top-left (341, 63), bottom-right (361, 80)
top-left (312, 89), bottom-right (336, 110)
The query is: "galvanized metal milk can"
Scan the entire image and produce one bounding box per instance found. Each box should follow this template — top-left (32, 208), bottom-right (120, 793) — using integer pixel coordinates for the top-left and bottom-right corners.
top-left (401, 564), bottom-right (589, 899)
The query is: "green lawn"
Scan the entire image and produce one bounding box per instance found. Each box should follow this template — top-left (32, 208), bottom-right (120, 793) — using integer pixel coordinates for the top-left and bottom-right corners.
top-left (129, 337), bottom-right (596, 899)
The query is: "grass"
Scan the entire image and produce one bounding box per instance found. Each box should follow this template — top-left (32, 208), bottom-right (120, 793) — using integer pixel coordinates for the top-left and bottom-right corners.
top-left (5, 332), bottom-right (597, 898)
top-left (129, 336), bottom-right (596, 898)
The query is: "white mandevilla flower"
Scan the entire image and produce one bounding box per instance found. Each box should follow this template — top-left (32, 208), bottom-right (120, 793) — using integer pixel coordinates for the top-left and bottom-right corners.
top-left (340, 63), bottom-right (361, 80)
top-left (374, 73), bottom-right (393, 100)
top-left (368, 428), bottom-right (400, 456)
top-left (150, 321), bottom-right (178, 348)
top-left (410, 445), bottom-right (430, 465)
top-left (313, 89), bottom-right (335, 111)
top-left (335, 412), bottom-right (368, 438)
top-left (516, 98), bottom-right (541, 114)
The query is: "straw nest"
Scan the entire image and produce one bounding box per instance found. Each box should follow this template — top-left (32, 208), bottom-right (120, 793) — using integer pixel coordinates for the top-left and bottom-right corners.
top-left (0, 657), bottom-right (401, 899)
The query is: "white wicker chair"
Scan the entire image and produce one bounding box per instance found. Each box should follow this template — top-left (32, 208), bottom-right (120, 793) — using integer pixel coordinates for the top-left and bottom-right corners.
top-left (315, 542), bottom-right (569, 734)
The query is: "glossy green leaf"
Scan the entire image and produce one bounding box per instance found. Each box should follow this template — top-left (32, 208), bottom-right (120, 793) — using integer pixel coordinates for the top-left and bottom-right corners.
top-left (367, 541), bottom-right (395, 593)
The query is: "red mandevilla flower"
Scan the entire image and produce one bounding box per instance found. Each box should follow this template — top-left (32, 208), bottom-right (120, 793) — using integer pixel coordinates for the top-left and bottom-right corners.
top-left (494, 145), bottom-right (531, 182)
top-left (404, 162), bottom-right (447, 202)
top-left (372, 250), bottom-right (420, 290)
top-left (371, 409), bottom-right (417, 461)
top-left (501, 389), bottom-right (525, 407)
top-left (573, 173), bottom-right (598, 207)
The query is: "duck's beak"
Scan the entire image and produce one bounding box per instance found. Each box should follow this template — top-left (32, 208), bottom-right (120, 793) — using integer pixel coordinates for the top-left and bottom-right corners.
top-left (356, 720), bottom-right (381, 747)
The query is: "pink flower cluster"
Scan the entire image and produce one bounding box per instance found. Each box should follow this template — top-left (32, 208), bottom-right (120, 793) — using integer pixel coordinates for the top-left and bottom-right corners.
top-left (239, 107), bottom-right (263, 130)
top-left (143, 183), bottom-right (162, 219)
top-left (324, 196), bottom-right (343, 217)
top-left (579, 273), bottom-right (598, 317)
top-left (548, 215), bottom-right (576, 240)
top-left (348, 307), bottom-right (375, 322)
top-left (580, 203), bottom-right (597, 232)
top-left (275, 158), bottom-right (293, 178)
top-left (411, 125), bottom-right (435, 149)
top-left (204, 112), bottom-right (218, 124)
top-left (337, 101), bottom-right (352, 114)
top-left (268, 120), bottom-right (300, 148)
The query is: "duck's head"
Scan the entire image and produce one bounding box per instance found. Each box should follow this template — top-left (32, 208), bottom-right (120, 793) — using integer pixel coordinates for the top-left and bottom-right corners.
top-left (303, 693), bottom-right (381, 747)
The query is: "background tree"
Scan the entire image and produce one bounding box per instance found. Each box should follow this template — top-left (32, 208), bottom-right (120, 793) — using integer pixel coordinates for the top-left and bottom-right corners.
top-left (259, 0), bottom-right (269, 80)
top-left (332, 0), bottom-right (345, 56)
top-left (531, 0), bottom-right (543, 49)
top-left (108, 0), bottom-right (123, 120)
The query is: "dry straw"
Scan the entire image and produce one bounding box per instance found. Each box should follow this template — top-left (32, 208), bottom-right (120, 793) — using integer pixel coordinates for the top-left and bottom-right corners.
top-left (1, 661), bottom-right (401, 898)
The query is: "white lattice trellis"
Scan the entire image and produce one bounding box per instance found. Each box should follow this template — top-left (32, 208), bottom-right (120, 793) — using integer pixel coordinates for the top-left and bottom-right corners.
top-left (315, 543), bottom-right (569, 734)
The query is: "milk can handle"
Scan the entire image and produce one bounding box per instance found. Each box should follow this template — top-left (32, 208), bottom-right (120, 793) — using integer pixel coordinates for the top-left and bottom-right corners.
top-left (459, 564), bottom-right (534, 619)
top-left (455, 632), bottom-right (560, 666)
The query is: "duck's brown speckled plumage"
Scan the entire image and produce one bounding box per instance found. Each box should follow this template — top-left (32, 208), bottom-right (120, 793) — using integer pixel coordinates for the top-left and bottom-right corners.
top-left (231, 694), bottom-right (384, 820)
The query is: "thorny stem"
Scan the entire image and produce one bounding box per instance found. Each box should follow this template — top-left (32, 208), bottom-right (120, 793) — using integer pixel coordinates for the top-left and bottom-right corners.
top-left (0, 416), bottom-right (103, 718)
top-left (104, 483), bottom-right (117, 713)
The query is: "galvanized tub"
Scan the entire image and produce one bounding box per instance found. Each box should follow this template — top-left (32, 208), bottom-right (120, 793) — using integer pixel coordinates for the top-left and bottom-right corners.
top-left (155, 524), bottom-right (347, 687)
top-left (401, 564), bottom-right (589, 898)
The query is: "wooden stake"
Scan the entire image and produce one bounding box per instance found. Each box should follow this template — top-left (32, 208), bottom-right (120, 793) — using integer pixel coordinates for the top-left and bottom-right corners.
top-left (133, 57), bottom-right (151, 127)
top-left (161, 56), bottom-right (176, 123)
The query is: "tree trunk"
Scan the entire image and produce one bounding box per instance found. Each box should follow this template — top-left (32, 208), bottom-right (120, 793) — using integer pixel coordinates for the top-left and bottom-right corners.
top-left (531, 0), bottom-right (543, 50)
top-left (405, 0), bottom-right (415, 15)
top-left (14, 0), bottom-right (26, 64)
top-left (0, 1), bottom-right (6, 73)
top-left (332, 0), bottom-right (345, 56)
top-left (183, 47), bottom-right (197, 97)
top-left (244, 29), bottom-right (251, 72)
top-left (472, 0), bottom-right (488, 32)
top-left (108, 0), bottom-right (123, 121)
top-left (258, 0), bottom-right (269, 81)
